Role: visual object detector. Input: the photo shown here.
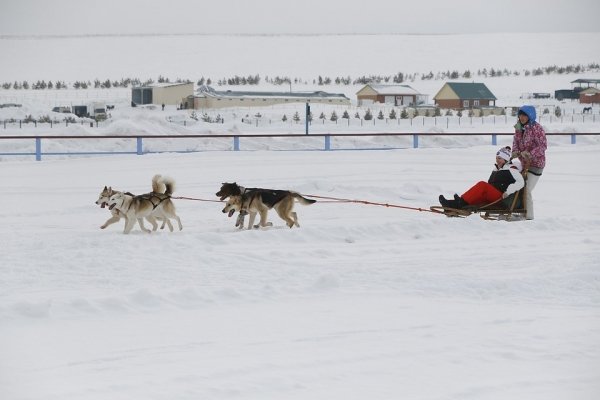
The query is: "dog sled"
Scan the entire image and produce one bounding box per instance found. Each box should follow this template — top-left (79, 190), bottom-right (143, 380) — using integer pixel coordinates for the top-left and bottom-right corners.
top-left (430, 185), bottom-right (527, 221)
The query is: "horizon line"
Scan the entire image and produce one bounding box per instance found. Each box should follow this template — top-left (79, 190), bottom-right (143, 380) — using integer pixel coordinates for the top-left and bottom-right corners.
top-left (1, 31), bottom-right (593, 40)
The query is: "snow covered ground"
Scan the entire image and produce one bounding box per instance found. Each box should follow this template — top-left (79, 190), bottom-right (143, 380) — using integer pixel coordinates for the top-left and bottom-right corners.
top-left (1, 32), bottom-right (600, 400)
top-left (1, 144), bottom-right (600, 400)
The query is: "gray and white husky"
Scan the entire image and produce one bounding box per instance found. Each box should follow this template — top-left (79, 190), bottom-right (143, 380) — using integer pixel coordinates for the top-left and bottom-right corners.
top-left (104, 175), bottom-right (183, 234)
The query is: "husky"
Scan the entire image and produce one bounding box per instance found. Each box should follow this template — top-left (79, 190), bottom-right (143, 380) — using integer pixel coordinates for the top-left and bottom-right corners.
top-left (222, 189), bottom-right (316, 229)
top-left (216, 182), bottom-right (299, 228)
top-left (96, 186), bottom-right (130, 229)
top-left (106, 175), bottom-right (183, 234)
top-left (95, 180), bottom-right (168, 232)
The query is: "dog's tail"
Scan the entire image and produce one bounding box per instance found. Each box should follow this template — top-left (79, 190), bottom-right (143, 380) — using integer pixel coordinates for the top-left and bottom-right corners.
top-left (162, 176), bottom-right (176, 196)
top-left (292, 192), bottom-right (316, 205)
top-left (152, 174), bottom-right (176, 195)
top-left (152, 174), bottom-right (166, 193)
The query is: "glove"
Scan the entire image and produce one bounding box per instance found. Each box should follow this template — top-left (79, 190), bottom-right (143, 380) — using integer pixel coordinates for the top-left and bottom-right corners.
top-left (520, 151), bottom-right (531, 162)
top-left (511, 151), bottom-right (519, 160)
top-left (502, 192), bottom-right (508, 199)
top-left (514, 121), bottom-right (524, 132)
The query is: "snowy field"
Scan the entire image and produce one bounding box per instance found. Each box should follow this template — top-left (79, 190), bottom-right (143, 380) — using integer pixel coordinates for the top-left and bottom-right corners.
top-left (1, 144), bottom-right (600, 400)
top-left (1, 32), bottom-right (600, 399)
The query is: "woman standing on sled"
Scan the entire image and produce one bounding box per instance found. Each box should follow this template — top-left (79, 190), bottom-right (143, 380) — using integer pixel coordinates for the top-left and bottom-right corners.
top-left (512, 105), bottom-right (547, 220)
top-left (439, 146), bottom-right (524, 209)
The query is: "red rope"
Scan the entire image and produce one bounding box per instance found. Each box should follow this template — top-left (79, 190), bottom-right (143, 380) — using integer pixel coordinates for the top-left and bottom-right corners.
top-left (172, 196), bottom-right (223, 203)
top-left (303, 194), bottom-right (440, 214)
top-left (173, 194), bottom-right (442, 215)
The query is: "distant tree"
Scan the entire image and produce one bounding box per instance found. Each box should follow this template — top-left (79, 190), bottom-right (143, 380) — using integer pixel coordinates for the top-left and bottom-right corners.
top-left (197, 77), bottom-right (205, 85)
top-left (457, 109), bottom-right (463, 117)
top-left (468, 109), bottom-right (474, 117)
top-left (293, 111), bottom-right (301, 123)
top-left (400, 108), bottom-right (409, 119)
top-left (393, 72), bottom-right (404, 83)
top-left (342, 110), bottom-right (350, 119)
top-left (462, 70), bottom-right (471, 79)
top-left (363, 109), bottom-right (373, 120)
top-left (319, 112), bottom-right (326, 120)
top-left (22, 81), bottom-right (29, 89)
top-left (434, 107), bottom-right (442, 117)
top-left (377, 110), bottom-right (384, 120)
top-left (445, 109), bottom-right (453, 116)
top-left (388, 109), bottom-right (397, 119)
top-left (330, 111), bottom-right (338, 122)
top-left (354, 112), bottom-right (361, 119)
top-left (282, 114), bottom-right (288, 122)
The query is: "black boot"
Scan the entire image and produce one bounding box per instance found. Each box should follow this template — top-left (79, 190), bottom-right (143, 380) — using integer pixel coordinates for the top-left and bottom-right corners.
top-left (439, 195), bottom-right (451, 208)
top-left (440, 194), bottom-right (467, 209)
top-left (455, 196), bottom-right (468, 209)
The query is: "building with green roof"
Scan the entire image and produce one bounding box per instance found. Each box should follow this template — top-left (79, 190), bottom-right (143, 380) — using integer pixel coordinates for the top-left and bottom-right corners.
top-left (433, 82), bottom-right (497, 109)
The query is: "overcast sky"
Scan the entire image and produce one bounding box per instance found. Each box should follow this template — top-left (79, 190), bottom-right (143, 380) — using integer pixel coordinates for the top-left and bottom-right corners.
top-left (1, 0), bottom-right (598, 36)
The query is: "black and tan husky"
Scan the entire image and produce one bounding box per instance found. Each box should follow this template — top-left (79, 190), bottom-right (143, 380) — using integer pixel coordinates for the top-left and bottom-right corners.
top-left (222, 188), bottom-right (316, 229)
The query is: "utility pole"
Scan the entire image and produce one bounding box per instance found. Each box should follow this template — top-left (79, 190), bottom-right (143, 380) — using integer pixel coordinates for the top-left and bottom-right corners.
top-left (305, 102), bottom-right (310, 135)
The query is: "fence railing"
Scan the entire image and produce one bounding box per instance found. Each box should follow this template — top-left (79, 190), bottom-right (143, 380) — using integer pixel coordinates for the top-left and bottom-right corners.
top-left (0, 132), bottom-right (597, 161)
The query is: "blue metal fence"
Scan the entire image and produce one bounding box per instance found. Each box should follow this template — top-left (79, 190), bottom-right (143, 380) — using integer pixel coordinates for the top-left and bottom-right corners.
top-left (0, 132), bottom-right (595, 161)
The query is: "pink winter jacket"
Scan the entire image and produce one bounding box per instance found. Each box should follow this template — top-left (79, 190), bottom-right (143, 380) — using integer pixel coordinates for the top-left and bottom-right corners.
top-left (512, 106), bottom-right (547, 171)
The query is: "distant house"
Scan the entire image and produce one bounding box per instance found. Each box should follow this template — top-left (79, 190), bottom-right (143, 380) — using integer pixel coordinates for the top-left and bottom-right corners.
top-left (131, 82), bottom-right (194, 107)
top-left (188, 86), bottom-right (351, 109)
top-left (356, 84), bottom-right (427, 106)
top-left (433, 82), bottom-right (497, 109)
top-left (579, 87), bottom-right (600, 104)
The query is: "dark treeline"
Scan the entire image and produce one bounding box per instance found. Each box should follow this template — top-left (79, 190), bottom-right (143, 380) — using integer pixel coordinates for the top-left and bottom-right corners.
top-left (2, 63), bottom-right (598, 90)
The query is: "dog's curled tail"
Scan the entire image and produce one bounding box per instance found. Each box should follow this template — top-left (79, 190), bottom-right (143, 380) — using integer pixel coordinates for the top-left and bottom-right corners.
top-left (293, 192), bottom-right (316, 205)
top-left (151, 174), bottom-right (176, 195)
top-left (152, 174), bottom-right (165, 193)
top-left (162, 176), bottom-right (176, 196)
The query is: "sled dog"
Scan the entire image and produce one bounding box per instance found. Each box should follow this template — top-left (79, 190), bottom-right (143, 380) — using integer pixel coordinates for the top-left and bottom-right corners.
top-left (106, 174), bottom-right (183, 234)
top-left (222, 189), bottom-right (316, 229)
top-left (216, 182), bottom-right (297, 228)
top-left (96, 186), bottom-right (131, 229)
top-left (95, 180), bottom-right (169, 232)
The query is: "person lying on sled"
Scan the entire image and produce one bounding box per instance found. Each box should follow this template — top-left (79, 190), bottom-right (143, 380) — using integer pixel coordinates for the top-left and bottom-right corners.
top-left (439, 146), bottom-right (524, 209)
